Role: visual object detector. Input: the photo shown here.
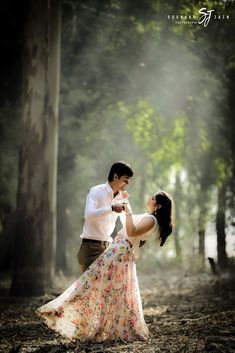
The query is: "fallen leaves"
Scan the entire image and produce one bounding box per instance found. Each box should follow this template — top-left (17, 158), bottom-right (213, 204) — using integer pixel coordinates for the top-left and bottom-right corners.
top-left (0, 271), bottom-right (234, 352)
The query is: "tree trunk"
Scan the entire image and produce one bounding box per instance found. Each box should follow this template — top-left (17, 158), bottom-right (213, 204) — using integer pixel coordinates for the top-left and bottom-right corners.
top-left (198, 227), bottom-right (205, 266)
top-left (10, 0), bottom-right (61, 296)
top-left (198, 206), bottom-right (206, 268)
top-left (216, 183), bottom-right (227, 269)
top-left (173, 172), bottom-right (181, 259)
top-left (56, 199), bottom-right (68, 272)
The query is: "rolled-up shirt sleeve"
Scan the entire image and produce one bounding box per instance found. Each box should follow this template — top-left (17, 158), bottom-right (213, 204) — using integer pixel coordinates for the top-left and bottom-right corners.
top-left (84, 189), bottom-right (112, 221)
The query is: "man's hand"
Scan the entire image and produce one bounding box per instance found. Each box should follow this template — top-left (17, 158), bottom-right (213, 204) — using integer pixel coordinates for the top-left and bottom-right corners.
top-left (112, 204), bottom-right (124, 213)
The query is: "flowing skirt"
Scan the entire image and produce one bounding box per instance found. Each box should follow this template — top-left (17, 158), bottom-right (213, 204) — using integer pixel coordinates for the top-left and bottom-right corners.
top-left (36, 233), bottom-right (149, 342)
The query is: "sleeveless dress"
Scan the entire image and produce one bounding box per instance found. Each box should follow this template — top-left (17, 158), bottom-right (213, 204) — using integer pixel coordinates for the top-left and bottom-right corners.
top-left (36, 214), bottom-right (159, 342)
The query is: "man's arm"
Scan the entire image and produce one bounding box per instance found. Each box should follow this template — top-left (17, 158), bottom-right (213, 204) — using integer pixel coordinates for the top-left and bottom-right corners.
top-left (84, 189), bottom-right (112, 221)
top-left (84, 189), bottom-right (123, 221)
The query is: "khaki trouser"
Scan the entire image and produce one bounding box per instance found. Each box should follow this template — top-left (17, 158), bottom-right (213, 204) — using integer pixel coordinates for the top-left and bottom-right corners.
top-left (77, 240), bottom-right (109, 273)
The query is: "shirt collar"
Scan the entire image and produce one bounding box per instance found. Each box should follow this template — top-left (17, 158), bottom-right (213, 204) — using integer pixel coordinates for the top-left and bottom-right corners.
top-left (105, 182), bottom-right (120, 198)
top-left (105, 182), bottom-right (114, 194)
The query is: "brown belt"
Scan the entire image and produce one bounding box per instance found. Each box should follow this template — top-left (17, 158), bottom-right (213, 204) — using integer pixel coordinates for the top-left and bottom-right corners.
top-left (82, 238), bottom-right (109, 246)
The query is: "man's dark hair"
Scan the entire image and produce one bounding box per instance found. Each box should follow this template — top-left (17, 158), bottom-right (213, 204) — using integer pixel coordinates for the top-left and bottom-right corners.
top-left (108, 161), bottom-right (134, 182)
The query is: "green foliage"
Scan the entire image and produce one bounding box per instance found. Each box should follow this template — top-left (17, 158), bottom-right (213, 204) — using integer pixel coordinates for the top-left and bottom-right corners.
top-left (1, 0), bottom-right (235, 272)
top-left (118, 99), bottom-right (188, 176)
top-left (55, 0), bottom-right (235, 271)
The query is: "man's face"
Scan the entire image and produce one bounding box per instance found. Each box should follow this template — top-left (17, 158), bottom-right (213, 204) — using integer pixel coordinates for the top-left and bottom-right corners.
top-left (114, 174), bottom-right (131, 191)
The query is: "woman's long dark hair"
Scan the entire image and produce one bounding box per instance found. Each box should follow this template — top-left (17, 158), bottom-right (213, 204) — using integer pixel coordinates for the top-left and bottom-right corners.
top-left (152, 191), bottom-right (174, 246)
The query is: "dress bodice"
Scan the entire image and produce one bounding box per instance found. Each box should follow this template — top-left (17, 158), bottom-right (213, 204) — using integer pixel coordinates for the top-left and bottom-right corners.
top-left (118, 213), bottom-right (159, 258)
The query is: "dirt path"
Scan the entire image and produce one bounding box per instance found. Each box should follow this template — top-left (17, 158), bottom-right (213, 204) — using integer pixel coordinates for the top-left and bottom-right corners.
top-left (0, 271), bottom-right (234, 353)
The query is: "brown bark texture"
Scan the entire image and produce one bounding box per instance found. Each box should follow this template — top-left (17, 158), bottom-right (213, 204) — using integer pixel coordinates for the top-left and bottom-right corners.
top-left (216, 183), bottom-right (228, 270)
top-left (11, 0), bottom-right (61, 296)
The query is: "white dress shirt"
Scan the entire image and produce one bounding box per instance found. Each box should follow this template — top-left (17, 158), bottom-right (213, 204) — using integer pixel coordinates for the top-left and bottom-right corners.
top-left (81, 182), bottom-right (128, 242)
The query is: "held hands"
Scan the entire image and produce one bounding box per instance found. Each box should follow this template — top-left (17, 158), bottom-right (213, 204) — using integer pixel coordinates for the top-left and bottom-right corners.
top-left (112, 193), bottom-right (132, 214)
top-left (112, 204), bottom-right (124, 213)
top-left (111, 203), bottom-right (132, 214)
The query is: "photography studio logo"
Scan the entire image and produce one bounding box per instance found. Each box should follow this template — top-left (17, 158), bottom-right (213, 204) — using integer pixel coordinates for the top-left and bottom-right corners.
top-left (198, 8), bottom-right (214, 27)
top-left (167, 6), bottom-right (231, 26)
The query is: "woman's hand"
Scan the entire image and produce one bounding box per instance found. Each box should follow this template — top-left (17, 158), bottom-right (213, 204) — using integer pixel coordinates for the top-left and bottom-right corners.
top-left (121, 191), bottom-right (129, 199)
top-left (124, 203), bottom-right (132, 214)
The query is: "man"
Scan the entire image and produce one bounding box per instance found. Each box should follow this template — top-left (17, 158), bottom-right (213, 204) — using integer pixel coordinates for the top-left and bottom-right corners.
top-left (77, 161), bottom-right (134, 272)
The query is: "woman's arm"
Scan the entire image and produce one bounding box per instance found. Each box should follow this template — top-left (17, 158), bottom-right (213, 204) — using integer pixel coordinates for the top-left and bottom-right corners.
top-left (125, 206), bottom-right (155, 237)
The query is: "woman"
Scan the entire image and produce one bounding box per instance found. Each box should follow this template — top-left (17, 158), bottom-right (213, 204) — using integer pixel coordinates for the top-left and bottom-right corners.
top-left (36, 191), bottom-right (174, 342)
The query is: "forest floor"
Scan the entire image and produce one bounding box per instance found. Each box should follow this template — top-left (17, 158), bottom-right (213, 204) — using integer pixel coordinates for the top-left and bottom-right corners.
top-left (0, 269), bottom-right (234, 353)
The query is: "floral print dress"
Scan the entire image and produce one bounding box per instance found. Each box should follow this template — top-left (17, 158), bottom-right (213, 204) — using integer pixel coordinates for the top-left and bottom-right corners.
top-left (36, 214), bottom-right (158, 342)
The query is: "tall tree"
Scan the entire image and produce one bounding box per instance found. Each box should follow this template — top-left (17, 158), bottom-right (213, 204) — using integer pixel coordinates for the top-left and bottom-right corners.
top-left (216, 182), bottom-right (228, 269)
top-left (11, 0), bottom-right (61, 296)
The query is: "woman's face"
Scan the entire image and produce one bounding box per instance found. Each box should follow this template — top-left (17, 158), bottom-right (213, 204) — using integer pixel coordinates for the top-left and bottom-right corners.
top-left (147, 195), bottom-right (157, 212)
